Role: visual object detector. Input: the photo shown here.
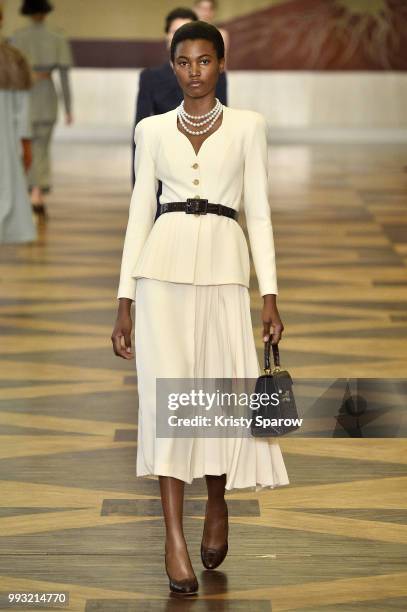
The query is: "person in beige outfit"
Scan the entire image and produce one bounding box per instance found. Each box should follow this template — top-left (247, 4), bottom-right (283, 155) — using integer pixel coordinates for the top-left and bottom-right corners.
top-left (112, 21), bottom-right (289, 597)
top-left (12, 0), bottom-right (73, 217)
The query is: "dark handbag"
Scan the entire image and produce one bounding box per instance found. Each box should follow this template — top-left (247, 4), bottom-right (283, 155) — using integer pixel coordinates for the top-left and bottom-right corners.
top-left (250, 338), bottom-right (300, 437)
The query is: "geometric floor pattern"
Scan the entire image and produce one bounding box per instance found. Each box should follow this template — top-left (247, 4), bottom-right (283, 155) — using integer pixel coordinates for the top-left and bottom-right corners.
top-left (0, 141), bottom-right (406, 610)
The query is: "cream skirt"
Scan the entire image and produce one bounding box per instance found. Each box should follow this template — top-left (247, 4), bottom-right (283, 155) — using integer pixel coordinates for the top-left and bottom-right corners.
top-left (134, 278), bottom-right (289, 492)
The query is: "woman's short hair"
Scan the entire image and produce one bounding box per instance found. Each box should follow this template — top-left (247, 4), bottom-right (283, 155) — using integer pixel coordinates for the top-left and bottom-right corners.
top-left (170, 20), bottom-right (224, 62)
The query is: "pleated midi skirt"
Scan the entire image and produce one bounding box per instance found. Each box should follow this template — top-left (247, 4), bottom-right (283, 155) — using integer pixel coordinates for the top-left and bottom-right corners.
top-left (134, 278), bottom-right (289, 492)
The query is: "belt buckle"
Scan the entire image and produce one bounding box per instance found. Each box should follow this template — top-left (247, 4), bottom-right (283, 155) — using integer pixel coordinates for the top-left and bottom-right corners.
top-left (186, 198), bottom-right (208, 214)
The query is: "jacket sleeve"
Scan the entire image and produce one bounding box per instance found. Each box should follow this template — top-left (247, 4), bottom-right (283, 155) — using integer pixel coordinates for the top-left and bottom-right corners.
top-left (59, 68), bottom-right (72, 114)
top-left (243, 113), bottom-right (278, 297)
top-left (57, 33), bottom-right (74, 68)
top-left (135, 68), bottom-right (154, 124)
top-left (56, 34), bottom-right (73, 114)
top-left (117, 120), bottom-right (158, 300)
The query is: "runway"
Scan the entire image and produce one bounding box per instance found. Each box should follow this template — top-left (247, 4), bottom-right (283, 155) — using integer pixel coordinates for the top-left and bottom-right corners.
top-left (0, 140), bottom-right (406, 610)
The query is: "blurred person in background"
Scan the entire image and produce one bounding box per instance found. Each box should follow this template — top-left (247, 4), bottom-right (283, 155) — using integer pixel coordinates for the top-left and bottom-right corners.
top-left (0, 5), bottom-right (36, 244)
top-left (131, 6), bottom-right (227, 188)
top-left (193, 0), bottom-right (229, 57)
top-left (12, 0), bottom-right (73, 218)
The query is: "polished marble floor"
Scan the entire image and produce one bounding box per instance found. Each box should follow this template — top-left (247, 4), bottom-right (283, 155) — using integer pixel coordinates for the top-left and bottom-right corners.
top-left (0, 141), bottom-right (406, 611)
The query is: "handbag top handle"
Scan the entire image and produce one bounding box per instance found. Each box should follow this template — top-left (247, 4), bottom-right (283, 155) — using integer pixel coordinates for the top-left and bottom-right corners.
top-left (264, 336), bottom-right (281, 373)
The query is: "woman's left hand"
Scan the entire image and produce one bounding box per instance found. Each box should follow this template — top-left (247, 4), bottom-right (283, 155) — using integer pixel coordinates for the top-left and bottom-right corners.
top-left (262, 295), bottom-right (284, 344)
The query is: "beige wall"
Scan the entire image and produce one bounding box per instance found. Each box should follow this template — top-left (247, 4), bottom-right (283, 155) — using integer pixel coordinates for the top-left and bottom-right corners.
top-left (3, 0), bottom-right (279, 38)
top-left (52, 69), bottom-right (407, 142)
top-left (3, 1), bottom-right (406, 139)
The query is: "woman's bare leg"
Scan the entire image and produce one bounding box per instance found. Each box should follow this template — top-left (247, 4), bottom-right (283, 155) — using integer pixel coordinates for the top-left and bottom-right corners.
top-left (203, 473), bottom-right (228, 548)
top-left (159, 475), bottom-right (196, 580)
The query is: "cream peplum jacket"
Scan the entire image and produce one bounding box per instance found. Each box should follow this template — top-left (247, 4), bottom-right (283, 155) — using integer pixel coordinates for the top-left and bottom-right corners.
top-left (117, 105), bottom-right (278, 301)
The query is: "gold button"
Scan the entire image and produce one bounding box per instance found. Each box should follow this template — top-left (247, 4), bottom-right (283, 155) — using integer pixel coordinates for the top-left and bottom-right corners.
top-left (192, 163), bottom-right (199, 169)
top-left (193, 179), bottom-right (199, 185)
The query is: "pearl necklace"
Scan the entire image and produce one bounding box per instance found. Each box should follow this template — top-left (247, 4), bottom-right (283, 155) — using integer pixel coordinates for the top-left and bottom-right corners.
top-left (181, 98), bottom-right (221, 120)
top-left (177, 98), bottom-right (223, 136)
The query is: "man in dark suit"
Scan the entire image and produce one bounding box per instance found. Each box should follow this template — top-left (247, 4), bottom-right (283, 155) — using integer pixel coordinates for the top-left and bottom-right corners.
top-left (131, 7), bottom-right (228, 191)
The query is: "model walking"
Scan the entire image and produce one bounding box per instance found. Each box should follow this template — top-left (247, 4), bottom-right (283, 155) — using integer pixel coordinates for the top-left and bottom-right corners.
top-left (0, 35), bottom-right (36, 244)
top-left (112, 21), bottom-right (289, 597)
top-left (12, 0), bottom-right (73, 217)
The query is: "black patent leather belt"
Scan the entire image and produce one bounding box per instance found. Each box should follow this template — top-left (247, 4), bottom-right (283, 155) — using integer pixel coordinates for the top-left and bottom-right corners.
top-left (159, 199), bottom-right (238, 221)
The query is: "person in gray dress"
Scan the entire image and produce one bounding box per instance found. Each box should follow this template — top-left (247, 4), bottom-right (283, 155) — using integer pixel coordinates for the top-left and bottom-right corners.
top-left (0, 33), bottom-right (37, 244)
top-left (12, 0), bottom-right (73, 217)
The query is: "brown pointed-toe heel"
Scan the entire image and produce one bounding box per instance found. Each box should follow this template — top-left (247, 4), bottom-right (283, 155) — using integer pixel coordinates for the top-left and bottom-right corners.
top-left (164, 553), bottom-right (199, 596)
top-left (201, 501), bottom-right (229, 570)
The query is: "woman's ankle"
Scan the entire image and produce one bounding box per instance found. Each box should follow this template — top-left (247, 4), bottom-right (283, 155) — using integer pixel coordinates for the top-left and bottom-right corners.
top-left (206, 497), bottom-right (227, 510)
top-left (165, 533), bottom-right (187, 551)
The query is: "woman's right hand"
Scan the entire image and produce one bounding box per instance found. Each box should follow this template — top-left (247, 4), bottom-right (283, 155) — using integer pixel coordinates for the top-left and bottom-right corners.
top-left (111, 306), bottom-right (134, 359)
